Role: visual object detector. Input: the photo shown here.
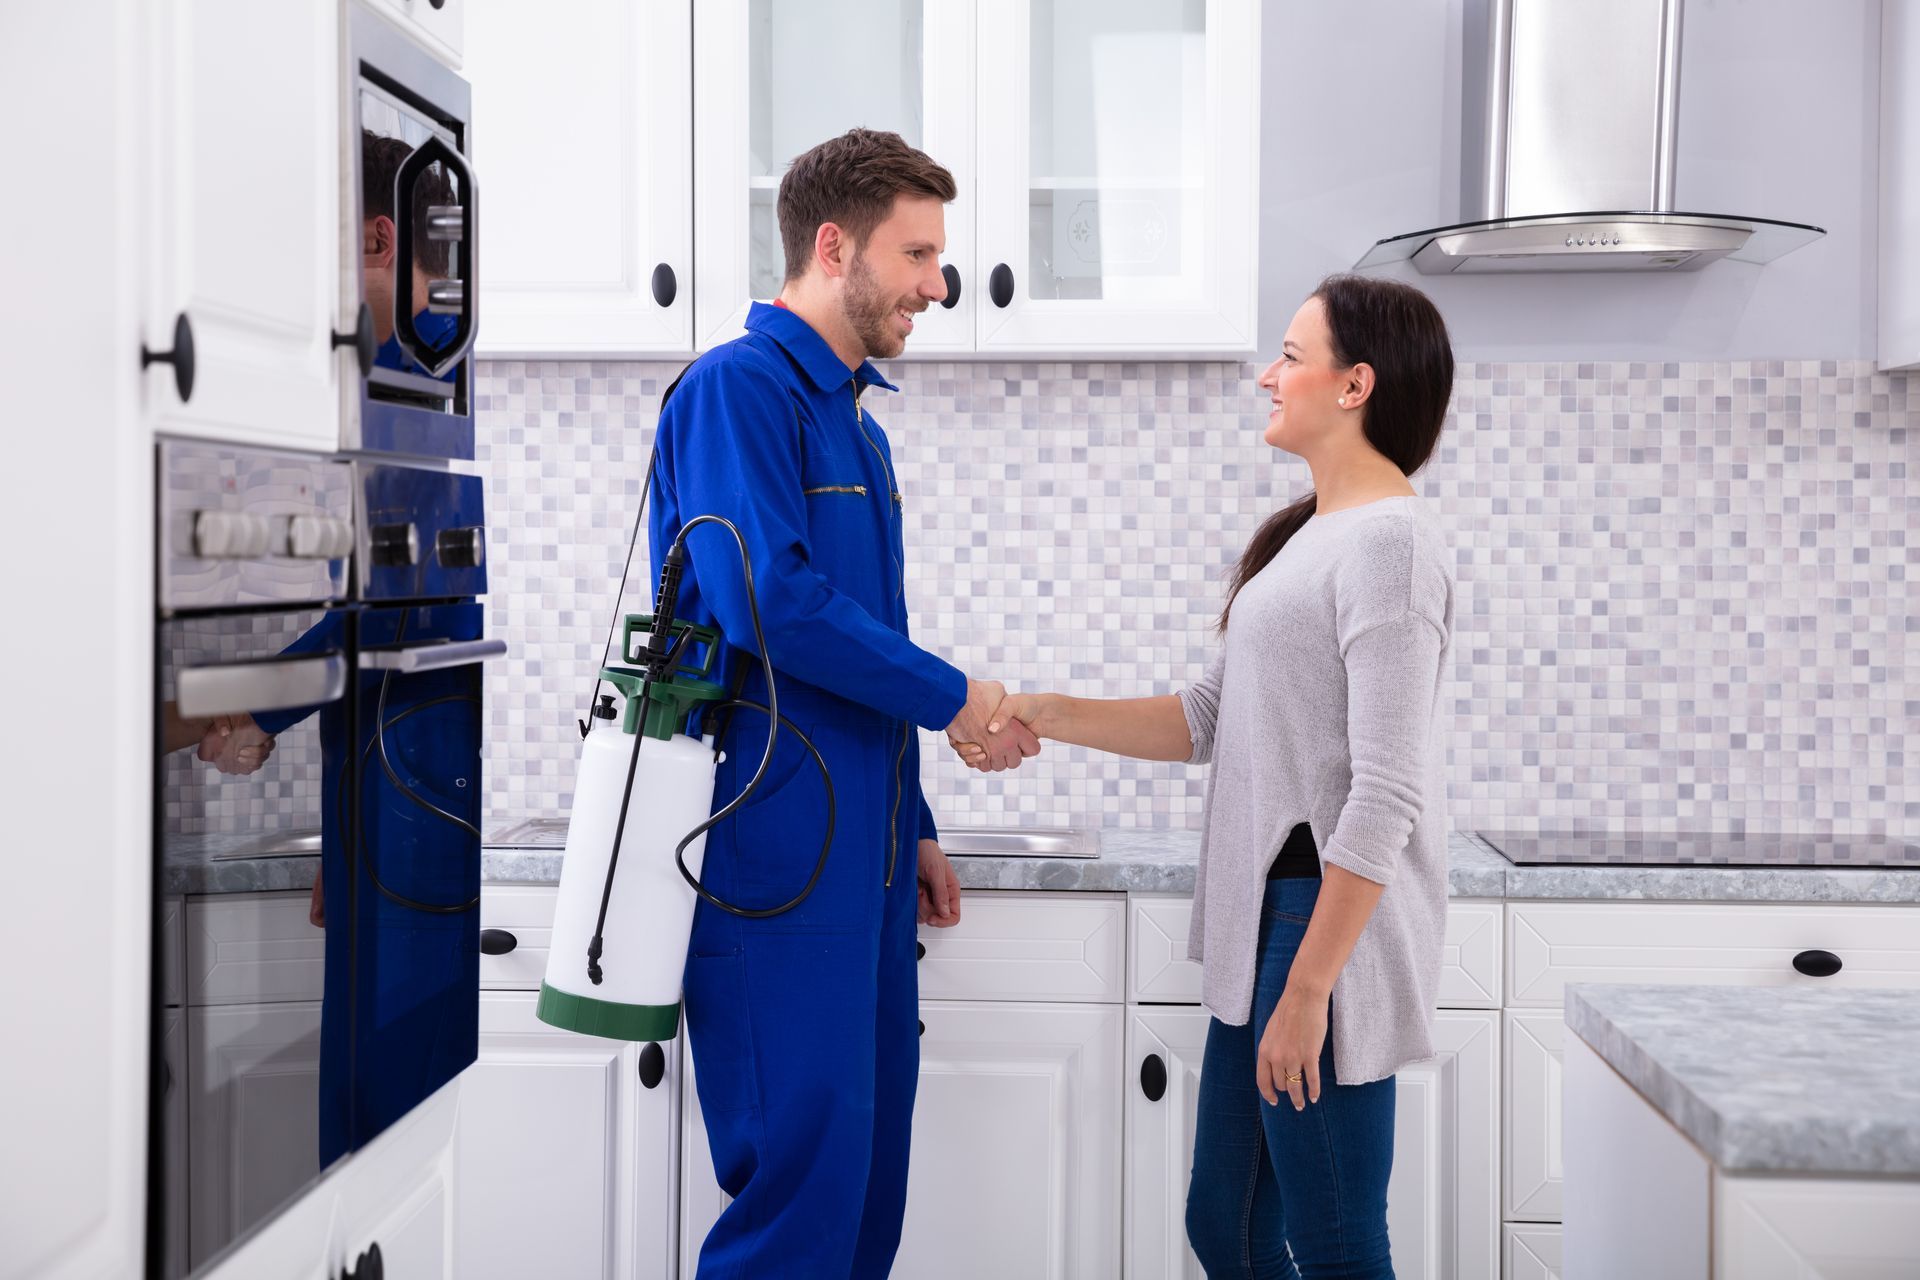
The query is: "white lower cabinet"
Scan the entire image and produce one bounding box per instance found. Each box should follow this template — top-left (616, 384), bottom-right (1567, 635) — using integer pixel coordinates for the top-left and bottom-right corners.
top-left (680, 1000), bottom-right (1126, 1278)
top-left (1125, 1007), bottom-right (1210, 1280)
top-left (1503, 1222), bottom-right (1564, 1280)
top-left (455, 989), bottom-right (679, 1279)
top-left (1504, 1011), bottom-right (1566, 1222)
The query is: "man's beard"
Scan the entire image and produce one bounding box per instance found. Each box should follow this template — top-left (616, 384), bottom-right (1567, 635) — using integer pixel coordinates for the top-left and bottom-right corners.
top-left (845, 249), bottom-right (909, 360)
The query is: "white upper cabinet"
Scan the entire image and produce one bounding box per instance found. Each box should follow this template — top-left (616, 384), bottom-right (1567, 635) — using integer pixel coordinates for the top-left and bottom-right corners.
top-left (467, 0), bottom-right (692, 358)
top-left (364, 0), bottom-right (466, 69)
top-left (1880, 0), bottom-right (1920, 372)
top-left (974, 0), bottom-right (1260, 355)
top-left (693, 0), bottom-right (977, 354)
top-left (141, 0), bottom-right (343, 450)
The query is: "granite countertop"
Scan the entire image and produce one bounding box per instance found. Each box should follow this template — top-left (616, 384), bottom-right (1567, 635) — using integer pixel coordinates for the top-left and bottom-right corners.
top-left (1565, 984), bottom-right (1920, 1176)
top-left (163, 824), bottom-right (1920, 903)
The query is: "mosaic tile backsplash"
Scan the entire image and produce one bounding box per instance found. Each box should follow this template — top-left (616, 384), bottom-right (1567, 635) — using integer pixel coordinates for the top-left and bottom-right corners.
top-left (475, 358), bottom-right (1915, 837)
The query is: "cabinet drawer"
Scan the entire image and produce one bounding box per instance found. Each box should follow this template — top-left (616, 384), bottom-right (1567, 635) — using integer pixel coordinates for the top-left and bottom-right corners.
top-left (478, 885), bottom-right (558, 991)
top-left (1129, 896), bottom-right (1504, 1008)
top-left (917, 893), bottom-right (1125, 1004)
top-left (186, 893), bottom-right (325, 1006)
top-left (1506, 902), bottom-right (1920, 1008)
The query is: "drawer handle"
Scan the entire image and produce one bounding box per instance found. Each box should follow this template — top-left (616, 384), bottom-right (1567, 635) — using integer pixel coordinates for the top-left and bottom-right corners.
top-left (479, 928), bottom-right (518, 956)
top-left (142, 312), bottom-right (196, 403)
top-left (1792, 949), bottom-right (1842, 977)
top-left (651, 262), bottom-right (677, 308)
top-left (916, 941), bottom-right (926, 961)
top-left (638, 1042), bottom-right (666, 1089)
top-left (1140, 1053), bottom-right (1168, 1102)
top-left (918, 1019), bottom-right (925, 1038)
top-left (341, 1241), bottom-right (382, 1280)
top-left (940, 263), bottom-right (961, 309)
top-left (988, 262), bottom-right (1014, 308)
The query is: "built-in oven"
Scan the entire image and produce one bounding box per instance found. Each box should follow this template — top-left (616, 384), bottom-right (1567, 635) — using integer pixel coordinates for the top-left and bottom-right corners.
top-left (151, 442), bottom-right (499, 1278)
top-left (342, 2), bottom-right (479, 462)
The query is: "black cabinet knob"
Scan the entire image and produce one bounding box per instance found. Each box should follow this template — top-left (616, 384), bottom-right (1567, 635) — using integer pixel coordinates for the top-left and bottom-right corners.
top-left (479, 928), bottom-right (518, 955)
top-left (638, 1041), bottom-right (666, 1089)
top-left (988, 263), bottom-right (1014, 308)
top-left (651, 262), bottom-right (677, 308)
top-left (917, 1019), bottom-right (925, 1038)
top-left (333, 302), bottom-right (375, 377)
top-left (940, 263), bottom-right (961, 309)
top-left (916, 941), bottom-right (926, 961)
top-left (141, 312), bottom-right (196, 403)
top-left (341, 1241), bottom-right (382, 1280)
top-left (1792, 948), bottom-right (1843, 977)
top-left (1140, 1053), bottom-right (1167, 1102)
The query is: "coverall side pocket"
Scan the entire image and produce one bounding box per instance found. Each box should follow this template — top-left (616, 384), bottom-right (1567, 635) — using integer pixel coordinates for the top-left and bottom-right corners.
top-left (683, 950), bottom-right (759, 1115)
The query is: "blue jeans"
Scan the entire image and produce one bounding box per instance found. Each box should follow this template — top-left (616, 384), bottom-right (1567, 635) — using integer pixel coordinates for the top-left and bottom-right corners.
top-left (1185, 877), bottom-right (1397, 1278)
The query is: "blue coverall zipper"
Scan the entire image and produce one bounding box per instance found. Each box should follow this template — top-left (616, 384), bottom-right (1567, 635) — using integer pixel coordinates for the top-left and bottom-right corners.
top-left (854, 384), bottom-right (910, 889)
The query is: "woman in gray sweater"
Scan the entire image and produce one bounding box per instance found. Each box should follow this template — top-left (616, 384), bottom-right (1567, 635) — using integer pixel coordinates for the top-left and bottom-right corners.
top-left (970, 275), bottom-right (1456, 1277)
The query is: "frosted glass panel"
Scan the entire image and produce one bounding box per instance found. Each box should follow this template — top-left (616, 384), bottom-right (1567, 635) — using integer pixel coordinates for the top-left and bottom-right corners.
top-left (748, 0), bottom-right (925, 292)
top-left (1028, 0), bottom-right (1206, 301)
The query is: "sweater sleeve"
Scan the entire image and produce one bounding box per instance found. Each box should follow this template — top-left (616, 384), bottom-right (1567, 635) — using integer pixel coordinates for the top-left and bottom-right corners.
top-left (1176, 652), bottom-right (1227, 765)
top-left (1319, 610), bottom-right (1447, 885)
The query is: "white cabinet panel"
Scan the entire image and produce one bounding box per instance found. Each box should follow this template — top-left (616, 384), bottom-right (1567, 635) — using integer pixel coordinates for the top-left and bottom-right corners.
top-left (141, 0), bottom-right (342, 450)
top-left (1438, 901), bottom-right (1502, 1008)
top-left (186, 893), bottom-right (327, 1006)
top-left (1504, 1011), bottom-right (1566, 1222)
top-left (364, 0), bottom-right (466, 69)
top-left (467, 0), bottom-right (692, 356)
top-left (187, 1002), bottom-right (324, 1270)
top-left (1714, 1172), bottom-right (1920, 1279)
top-left (477, 884), bottom-right (558, 990)
top-left (973, 0), bottom-right (1260, 354)
top-left (1388, 1010), bottom-right (1501, 1280)
top-left (1124, 1007), bottom-right (1209, 1280)
top-left (682, 1000), bottom-right (1123, 1278)
top-left (1880, 0), bottom-right (1920, 372)
top-left (916, 891), bottom-right (1126, 1003)
top-left (1503, 1223), bottom-right (1563, 1280)
top-left (332, 1077), bottom-right (461, 1280)
top-left (159, 1008), bottom-right (190, 1280)
top-left (454, 990), bottom-right (678, 1280)
top-left (1506, 902), bottom-right (1920, 1008)
top-left (692, 0), bottom-right (977, 355)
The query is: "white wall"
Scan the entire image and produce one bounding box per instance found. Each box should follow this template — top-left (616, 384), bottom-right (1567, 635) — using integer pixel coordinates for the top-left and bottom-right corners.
top-left (1257, 0), bottom-right (1881, 361)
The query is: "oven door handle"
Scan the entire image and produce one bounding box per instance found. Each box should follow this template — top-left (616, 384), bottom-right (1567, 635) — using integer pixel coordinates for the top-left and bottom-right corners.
top-left (176, 653), bottom-right (348, 718)
top-left (358, 638), bottom-right (507, 674)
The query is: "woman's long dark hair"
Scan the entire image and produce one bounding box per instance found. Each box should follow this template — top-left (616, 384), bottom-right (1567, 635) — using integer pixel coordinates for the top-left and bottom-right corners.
top-left (1220, 274), bottom-right (1455, 630)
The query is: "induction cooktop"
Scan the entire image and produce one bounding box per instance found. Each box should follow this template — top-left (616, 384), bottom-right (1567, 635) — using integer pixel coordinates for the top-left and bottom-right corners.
top-left (1476, 831), bottom-right (1920, 870)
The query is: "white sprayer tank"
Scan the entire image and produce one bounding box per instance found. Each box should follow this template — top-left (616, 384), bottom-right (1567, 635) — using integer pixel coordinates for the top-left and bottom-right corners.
top-left (537, 713), bottom-right (717, 1041)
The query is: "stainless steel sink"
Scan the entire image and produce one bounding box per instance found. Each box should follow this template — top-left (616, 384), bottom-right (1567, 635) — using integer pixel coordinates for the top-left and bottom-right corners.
top-left (936, 826), bottom-right (1099, 859)
top-left (207, 829), bottom-right (323, 859)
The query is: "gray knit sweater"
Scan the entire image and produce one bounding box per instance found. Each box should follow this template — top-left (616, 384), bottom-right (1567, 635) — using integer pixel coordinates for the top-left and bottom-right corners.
top-left (1177, 495), bottom-right (1455, 1084)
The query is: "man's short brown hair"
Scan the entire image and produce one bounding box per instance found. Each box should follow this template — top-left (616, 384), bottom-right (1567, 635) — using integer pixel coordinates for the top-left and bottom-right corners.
top-left (777, 128), bottom-right (956, 284)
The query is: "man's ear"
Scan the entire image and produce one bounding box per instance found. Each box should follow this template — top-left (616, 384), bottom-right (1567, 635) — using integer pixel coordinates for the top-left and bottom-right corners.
top-left (364, 215), bottom-right (396, 264)
top-left (814, 221), bottom-right (849, 280)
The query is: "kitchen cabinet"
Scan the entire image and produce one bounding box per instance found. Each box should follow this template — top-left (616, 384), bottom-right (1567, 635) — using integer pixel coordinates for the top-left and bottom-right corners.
top-left (469, 0), bottom-right (1260, 359)
top-left (692, 0), bottom-right (977, 354)
top-left (139, 0), bottom-right (345, 450)
top-left (364, 0), bottom-right (465, 69)
top-left (466, 0), bottom-right (692, 358)
top-left (1121, 897), bottom-right (1500, 1280)
top-left (1881, 0), bottom-right (1920, 372)
top-left (973, 0), bottom-right (1261, 355)
top-left (1503, 1223), bottom-right (1564, 1280)
top-left (454, 990), bottom-right (680, 1280)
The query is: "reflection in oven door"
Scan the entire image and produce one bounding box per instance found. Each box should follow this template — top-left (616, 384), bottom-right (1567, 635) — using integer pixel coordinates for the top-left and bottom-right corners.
top-left (341, 603), bottom-right (488, 1153)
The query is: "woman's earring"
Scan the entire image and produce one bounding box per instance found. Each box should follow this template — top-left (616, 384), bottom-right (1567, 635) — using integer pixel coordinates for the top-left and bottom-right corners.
top-left (1338, 397), bottom-right (1347, 406)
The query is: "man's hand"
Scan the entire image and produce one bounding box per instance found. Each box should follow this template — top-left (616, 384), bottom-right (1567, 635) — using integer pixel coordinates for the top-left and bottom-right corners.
top-left (953, 691), bottom-right (1046, 767)
top-left (946, 679), bottom-right (1041, 772)
top-left (916, 838), bottom-right (962, 927)
top-left (197, 713), bottom-right (276, 777)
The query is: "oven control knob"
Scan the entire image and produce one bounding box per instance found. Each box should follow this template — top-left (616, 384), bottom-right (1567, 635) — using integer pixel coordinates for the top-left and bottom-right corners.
top-left (193, 510), bottom-right (273, 560)
top-left (370, 522), bottom-right (419, 568)
top-left (287, 515), bottom-right (354, 561)
top-left (435, 526), bottom-right (485, 569)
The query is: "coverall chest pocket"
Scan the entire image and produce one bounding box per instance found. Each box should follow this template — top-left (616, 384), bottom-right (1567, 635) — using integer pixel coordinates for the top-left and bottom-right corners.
top-left (800, 451), bottom-right (885, 581)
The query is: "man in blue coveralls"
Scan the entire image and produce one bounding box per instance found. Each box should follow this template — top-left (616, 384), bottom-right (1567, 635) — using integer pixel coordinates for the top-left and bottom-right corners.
top-left (649, 129), bottom-right (1040, 1277)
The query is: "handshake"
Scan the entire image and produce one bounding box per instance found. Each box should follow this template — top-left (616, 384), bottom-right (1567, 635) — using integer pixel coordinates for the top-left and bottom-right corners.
top-left (944, 679), bottom-right (1045, 773)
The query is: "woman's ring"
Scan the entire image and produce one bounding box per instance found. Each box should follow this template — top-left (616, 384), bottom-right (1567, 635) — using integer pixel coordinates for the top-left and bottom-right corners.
top-left (1284, 1071), bottom-right (1303, 1084)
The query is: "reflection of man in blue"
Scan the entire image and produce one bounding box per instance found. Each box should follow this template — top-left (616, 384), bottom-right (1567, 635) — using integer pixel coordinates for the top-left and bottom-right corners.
top-left (254, 606), bottom-right (482, 1166)
top-left (360, 130), bottom-right (460, 381)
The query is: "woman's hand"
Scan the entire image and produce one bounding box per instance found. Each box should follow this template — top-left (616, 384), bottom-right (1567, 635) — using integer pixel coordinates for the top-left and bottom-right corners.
top-left (952, 692), bottom-right (1048, 766)
top-left (1257, 983), bottom-right (1329, 1111)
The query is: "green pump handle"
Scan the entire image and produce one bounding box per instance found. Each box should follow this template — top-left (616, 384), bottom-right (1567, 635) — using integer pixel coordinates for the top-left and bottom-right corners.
top-left (600, 614), bottom-right (725, 740)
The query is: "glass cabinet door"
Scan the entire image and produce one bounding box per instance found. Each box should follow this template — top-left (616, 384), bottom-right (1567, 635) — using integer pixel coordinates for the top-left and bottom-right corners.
top-left (976, 0), bottom-right (1259, 354)
top-left (694, 0), bottom-right (976, 354)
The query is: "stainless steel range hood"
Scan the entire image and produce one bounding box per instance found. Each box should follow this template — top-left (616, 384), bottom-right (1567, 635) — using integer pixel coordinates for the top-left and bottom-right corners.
top-left (1357, 0), bottom-right (1822, 275)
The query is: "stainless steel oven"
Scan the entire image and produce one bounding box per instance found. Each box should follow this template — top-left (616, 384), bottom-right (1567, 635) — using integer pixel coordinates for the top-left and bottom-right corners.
top-left (342, 3), bottom-right (479, 461)
top-left (151, 440), bottom-right (499, 1277)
